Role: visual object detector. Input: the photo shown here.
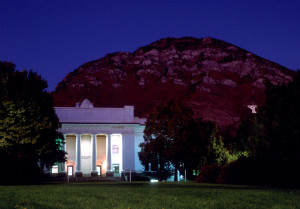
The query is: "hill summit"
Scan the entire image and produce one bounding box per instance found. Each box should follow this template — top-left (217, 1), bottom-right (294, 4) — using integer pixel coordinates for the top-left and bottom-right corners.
top-left (52, 37), bottom-right (295, 133)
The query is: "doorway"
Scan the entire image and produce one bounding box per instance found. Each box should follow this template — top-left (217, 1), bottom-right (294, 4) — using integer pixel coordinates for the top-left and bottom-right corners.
top-left (97, 166), bottom-right (101, 176)
top-left (67, 166), bottom-right (73, 177)
top-left (113, 164), bottom-right (120, 177)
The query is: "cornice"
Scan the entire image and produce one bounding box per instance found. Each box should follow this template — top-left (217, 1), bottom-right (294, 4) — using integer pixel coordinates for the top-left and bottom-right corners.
top-left (59, 123), bottom-right (141, 134)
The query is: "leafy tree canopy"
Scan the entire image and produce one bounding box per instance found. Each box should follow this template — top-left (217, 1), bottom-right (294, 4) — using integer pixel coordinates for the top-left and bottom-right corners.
top-left (205, 127), bottom-right (230, 166)
top-left (197, 72), bottom-right (300, 187)
top-left (139, 100), bottom-right (215, 180)
top-left (234, 71), bottom-right (300, 162)
top-left (0, 62), bottom-right (65, 182)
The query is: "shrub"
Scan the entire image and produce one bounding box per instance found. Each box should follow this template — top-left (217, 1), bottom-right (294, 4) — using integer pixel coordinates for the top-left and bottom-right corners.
top-left (0, 152), bottom-right (44, 184)
top-left (216, 156), bottom-right (252, 185)
top-left (196, 164), bottom-right (223, 183)
top-left (217, 156), bottom-right (300, 187)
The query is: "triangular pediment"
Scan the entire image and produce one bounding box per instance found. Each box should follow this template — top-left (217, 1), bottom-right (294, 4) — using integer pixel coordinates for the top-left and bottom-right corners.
top-left (80, 98), bottom-right (94, 108)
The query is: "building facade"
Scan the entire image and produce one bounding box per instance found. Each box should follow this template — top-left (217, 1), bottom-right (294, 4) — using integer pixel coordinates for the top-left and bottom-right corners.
top-left (54, 99), bottom-right (146, 177)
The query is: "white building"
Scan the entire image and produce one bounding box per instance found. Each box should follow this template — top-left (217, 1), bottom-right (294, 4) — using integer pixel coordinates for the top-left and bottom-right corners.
top-left (54, 99), bottom-right (146, 177)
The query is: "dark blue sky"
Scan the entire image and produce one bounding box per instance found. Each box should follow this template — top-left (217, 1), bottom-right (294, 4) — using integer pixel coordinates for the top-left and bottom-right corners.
top-left (1, 0), bottom-right (299, 91)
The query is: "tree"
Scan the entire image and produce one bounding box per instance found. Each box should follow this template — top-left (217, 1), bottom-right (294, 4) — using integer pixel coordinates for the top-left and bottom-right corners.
top-left (236, 72), bottom-right (300, 161)
top-left (181, 119), bottom-right (215, 177)
top-left (256, 73), bottom-right (300, 162)
top-left (139, 100), bottom-right (214, 181)
top-left (227, 71), bottom-right (300, 186)
top-left (0, 62), bottom-right (66, 183)
top-left (205, 127), bottom-right (230, 166)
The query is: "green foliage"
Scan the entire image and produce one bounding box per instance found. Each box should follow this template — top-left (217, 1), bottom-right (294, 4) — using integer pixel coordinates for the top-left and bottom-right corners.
top-left (139, 100), bottom-right (194, 180)
top-left (233, 114), bottom-right (261, 155)
top-left (235, 71), bottom-right (300, 163)
top-left (256, 73), bottom-right (300, 162)
top-left (139, 100), bottom-right (215, 180)
top-left (183, 119), bottom-right (215, 171)
top-left (227, 71), bottom-right (300, 186)
top-left (196, 164), bottom-right (223, 183)
top-left (205, 127), bottom-right (230, 165)
top-left (0, 61), bottom-right (66, 182)
top-left (227, 151), bottom-right (249, 163)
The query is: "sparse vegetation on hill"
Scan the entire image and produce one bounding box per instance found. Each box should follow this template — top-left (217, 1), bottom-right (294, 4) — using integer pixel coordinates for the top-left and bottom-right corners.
top-left (52, 37), bottom-right (295, 137)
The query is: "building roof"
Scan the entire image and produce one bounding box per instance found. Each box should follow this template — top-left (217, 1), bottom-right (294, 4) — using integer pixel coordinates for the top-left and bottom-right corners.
top-left (55, 99), bottom-right (146, 125)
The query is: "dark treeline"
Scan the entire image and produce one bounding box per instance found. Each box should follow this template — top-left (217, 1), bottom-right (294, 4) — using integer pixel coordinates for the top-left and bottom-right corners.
top-left (139, 71), bottom-right (300, 187)
top-left (1, 60), bottom-right (299, 187)
top-left (0, 62), bottom-right (65, 184)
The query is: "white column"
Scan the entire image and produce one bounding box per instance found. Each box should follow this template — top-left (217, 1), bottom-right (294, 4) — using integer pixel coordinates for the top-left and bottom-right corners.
top-left (91, 134), bottom-right (97, 175)
top-left (75, 134), bottom-right (81, 174)
top-left (107, 134), bottom-right (111, 171)
top-left (122, 134), bottom-right (125, 171)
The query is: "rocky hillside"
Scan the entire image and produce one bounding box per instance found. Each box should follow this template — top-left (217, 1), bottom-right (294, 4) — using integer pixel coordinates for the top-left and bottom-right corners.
top-left (52, 37), bottom-right (295, 134)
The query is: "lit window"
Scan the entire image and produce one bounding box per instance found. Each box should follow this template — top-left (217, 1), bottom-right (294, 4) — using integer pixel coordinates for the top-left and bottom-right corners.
top-left (52, 165), bottom-right (58, 174)
top-left (67, 166), bottom-right (73, 176)
top-left (113, 164), bottom-right (119, 173)
top-left (97, 166), bottom-right (101, 175)
top-left (193, 170), bottom-right (200, 176)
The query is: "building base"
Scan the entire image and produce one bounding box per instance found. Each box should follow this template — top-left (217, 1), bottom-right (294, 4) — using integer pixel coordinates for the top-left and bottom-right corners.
top-left (75, 171), bottom-right (83, 178)
top-left (91, 171), bottom-right (98, 177)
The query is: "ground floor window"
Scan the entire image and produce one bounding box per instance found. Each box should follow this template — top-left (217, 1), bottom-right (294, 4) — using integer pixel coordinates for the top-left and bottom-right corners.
top-left (113, 164), bottom-right (119, 173)
top-left (51, 165), bottom-right (58, 174)
top-left (193, 170), bottom-right (200, 176)
top-left (97, 166), bottom-right (101, 175)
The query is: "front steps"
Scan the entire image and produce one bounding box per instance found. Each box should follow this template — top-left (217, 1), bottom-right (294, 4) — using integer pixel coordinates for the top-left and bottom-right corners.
top-left (48, 174), bottom-right (124, 182)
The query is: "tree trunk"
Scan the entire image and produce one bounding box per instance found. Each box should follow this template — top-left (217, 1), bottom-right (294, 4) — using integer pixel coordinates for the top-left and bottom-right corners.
top-left (174, 167), bottom-right (178, 181)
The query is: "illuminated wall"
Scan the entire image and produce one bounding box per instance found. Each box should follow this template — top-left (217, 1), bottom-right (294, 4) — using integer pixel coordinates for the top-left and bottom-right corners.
top-left (55, 102), bottom-right (146, 176)
top-left (81, 135), bottom-right (92, 174)
top-left (66, 135), bottom-right (76, 163)
top-left (134, 126), bottom-right (145, 171)
top-left (111, 134), bottom-right (122, 173)
top-left (97, 135), bottom-right (106, 176)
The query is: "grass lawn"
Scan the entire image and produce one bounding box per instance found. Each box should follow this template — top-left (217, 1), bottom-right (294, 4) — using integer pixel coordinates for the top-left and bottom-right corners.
top-left (0, 181), bottom-right (299, 209)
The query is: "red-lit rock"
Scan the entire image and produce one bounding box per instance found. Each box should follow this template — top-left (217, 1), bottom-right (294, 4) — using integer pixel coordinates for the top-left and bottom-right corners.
top-left (52, 37), bottom-right (295, 134)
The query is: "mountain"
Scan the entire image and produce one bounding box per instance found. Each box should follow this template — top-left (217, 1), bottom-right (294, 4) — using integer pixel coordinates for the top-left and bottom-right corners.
top-left (52, 37), bottom-right (295, 134)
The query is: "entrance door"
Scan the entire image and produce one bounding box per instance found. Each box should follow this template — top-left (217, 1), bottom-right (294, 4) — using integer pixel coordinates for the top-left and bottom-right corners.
top-left (68, 166), bottom-right (73, 177)
top-left (113, 164), bottom-right (120, 177)
top-left (97, 166), bottom-right (101, 176)
top-left (113, 164), bottom-right (119, 173)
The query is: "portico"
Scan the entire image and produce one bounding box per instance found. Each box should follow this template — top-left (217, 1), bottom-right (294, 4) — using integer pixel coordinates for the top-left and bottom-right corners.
top-left (55, 99), bottom-right (145, 177)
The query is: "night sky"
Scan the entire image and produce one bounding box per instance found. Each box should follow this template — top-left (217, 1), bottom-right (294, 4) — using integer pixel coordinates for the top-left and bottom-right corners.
top-left (1, 0), bottom-right (299, 91)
